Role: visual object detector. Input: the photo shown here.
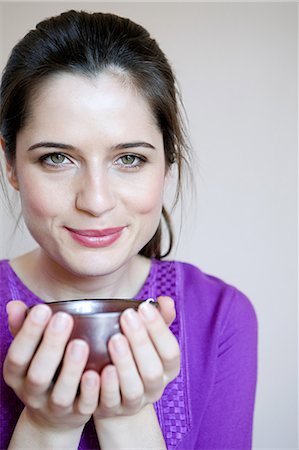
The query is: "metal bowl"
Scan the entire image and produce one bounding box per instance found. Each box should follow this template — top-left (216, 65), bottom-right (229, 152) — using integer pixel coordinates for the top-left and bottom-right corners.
top-left (43, 298), bottom-right (156, 373)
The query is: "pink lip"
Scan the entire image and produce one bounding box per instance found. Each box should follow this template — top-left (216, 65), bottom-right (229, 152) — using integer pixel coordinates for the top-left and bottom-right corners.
top-left (65, 226), bottom-right (125, 248)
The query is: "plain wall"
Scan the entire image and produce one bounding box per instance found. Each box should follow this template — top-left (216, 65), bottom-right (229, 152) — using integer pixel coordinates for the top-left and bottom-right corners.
top-left (0, 3), bottom-right (297, 449)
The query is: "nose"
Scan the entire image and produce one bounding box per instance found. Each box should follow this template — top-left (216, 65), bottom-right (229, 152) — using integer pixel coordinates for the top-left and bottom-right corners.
top-left (75, 168), bottom-right (116, 217)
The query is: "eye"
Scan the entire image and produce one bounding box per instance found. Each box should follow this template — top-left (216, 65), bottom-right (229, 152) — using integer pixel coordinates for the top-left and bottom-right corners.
top-left (115, 154), bottom-right (145, 168)
top-left (121, 155), bottom-right (137, 165)
top-left (40, 152), bottom-right (72, 167)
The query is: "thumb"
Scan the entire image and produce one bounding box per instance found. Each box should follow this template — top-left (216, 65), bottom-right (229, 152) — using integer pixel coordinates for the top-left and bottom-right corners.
top-left (156, 296), bottom-right (176, 327)
top-left (6, 300), bottom-right (28, 337)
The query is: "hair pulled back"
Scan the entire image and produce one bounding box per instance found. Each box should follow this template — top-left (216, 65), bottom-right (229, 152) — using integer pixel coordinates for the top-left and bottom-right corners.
top-left (0, 10), bottom-right (190, 259)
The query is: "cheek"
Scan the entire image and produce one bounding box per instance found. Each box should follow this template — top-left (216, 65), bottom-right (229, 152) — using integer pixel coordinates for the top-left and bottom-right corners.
top-left (125, 175), bottom-right (165, 215)
top-left (17, 174), bottom-right (68, 222)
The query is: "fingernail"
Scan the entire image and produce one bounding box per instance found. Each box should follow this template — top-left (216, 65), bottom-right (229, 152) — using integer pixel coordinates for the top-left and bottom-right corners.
top-left (70, 340), bottom-right (86, 362)
top-left (32, 305), bottom-right (50, 324)
top-left (84, 373), bottom-right (98, 388)
top-left (123, 308), bottom-right (140, 330)
top-left (6, 302), bottom-right (13, 316)
top-left (51, 312), bottom-right (70, 332)
top-left (111, 334), bottom-right (128, 355)
top-left (105, 366), bottom-right (117, 379)
top-left (139, 302), bottom-right (157, 321)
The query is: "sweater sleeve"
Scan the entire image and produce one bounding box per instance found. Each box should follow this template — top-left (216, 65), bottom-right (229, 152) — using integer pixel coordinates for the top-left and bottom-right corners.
top-left (196, 288), bottom-right (258, 449)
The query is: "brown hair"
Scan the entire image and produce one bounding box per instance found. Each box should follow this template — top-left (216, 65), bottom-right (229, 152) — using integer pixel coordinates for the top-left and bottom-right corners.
top-left (0, 10), bottom-right (190, 258)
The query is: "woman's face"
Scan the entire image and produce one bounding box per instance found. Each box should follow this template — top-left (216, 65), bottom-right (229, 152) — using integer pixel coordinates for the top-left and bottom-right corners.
top-left (9, 72), bottom-right (166, 276)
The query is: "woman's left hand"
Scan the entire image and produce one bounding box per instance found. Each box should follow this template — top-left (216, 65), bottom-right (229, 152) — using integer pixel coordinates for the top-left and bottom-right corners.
top-left (93, 296), bottom-right (180, 419)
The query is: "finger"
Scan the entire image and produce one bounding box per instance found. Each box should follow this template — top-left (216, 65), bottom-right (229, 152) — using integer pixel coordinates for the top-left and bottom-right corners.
top-left (3, 304), bottom-right (52, 385)
top-left (156, 296), bottom-right (176, 326)
top-left (108, 334), bottom-right (144, 410)
top-left (120, 309), bottom-right (164, 397)
top-left (77, 370), bottom-right (100, 415)
top-left (50, 339), bottom-right (89, 411)
top-left (97, 365), bottom-right (121, 415)
top-left (6, 300), bottom-right (28, 336)
top-left (138, 302), bottom-right (180, 380)
top-left (25, 312), bottom-right (74, 396)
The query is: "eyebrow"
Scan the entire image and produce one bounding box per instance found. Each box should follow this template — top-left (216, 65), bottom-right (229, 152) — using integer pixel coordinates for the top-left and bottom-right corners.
top-left (27, 141), bottom-right (156, 152)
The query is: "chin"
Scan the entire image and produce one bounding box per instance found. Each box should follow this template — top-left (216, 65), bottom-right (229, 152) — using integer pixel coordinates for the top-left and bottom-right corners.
top-left (56, 249), bottom-right (130, 278)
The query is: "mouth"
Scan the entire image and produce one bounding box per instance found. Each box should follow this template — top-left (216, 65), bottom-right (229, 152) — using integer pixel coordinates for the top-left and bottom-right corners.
top-left (65, 226), bottom-right (125, 248)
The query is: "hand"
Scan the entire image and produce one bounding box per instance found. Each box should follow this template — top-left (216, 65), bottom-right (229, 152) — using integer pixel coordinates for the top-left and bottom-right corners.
top-left (93, 296), bottom-right (180, 420)
top-left (4, 301), bottom-right (100, 432)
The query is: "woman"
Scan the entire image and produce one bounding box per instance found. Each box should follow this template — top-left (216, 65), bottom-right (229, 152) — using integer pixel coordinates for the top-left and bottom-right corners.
top-left (0, 10), bottom-right (258, 450)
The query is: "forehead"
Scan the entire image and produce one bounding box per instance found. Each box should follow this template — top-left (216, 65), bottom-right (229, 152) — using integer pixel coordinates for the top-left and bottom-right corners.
top-left (26, 71), bottom-right (156, 125)
top-left (19, 71), bottom-right (162, 148)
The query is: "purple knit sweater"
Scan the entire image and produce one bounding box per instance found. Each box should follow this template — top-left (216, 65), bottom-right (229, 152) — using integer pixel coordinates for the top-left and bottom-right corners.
top-left (0, 258), bottom-right (258, 449)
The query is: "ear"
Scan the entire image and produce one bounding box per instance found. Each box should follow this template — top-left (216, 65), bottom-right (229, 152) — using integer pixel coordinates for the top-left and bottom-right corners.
top-left (1, 137), bottom-right (19, 191)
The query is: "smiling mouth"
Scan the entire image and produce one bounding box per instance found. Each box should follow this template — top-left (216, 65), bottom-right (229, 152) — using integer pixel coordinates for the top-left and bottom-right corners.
top-left (65, 226), bottom-right (125, 248)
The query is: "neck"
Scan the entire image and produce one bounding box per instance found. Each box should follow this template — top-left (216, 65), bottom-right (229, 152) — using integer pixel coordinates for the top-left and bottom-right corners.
top-left (11, 249), bottom-right (151, 302)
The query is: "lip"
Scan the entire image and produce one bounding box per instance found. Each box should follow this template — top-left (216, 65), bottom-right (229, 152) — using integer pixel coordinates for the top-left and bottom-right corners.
top-left (65, 226), bottom-right (125, 248)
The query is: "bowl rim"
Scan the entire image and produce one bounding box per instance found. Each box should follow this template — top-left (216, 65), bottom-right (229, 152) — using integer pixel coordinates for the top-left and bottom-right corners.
top-left (27, 298), bottom-right (157, 316)
top-left (46, 298), bottom-right (149, 304)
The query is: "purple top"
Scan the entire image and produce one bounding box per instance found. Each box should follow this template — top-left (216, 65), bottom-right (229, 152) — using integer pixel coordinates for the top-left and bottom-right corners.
top-left (0, 258), bottom-right (258, 449)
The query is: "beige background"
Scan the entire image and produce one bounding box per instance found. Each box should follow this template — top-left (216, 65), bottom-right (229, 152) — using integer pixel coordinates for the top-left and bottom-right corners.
top-left (0, 2), bottom-right (298, 449)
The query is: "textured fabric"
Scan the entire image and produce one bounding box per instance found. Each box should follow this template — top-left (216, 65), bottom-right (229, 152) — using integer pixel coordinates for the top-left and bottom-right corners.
top-left (0, 258), bottom-right (258, 449)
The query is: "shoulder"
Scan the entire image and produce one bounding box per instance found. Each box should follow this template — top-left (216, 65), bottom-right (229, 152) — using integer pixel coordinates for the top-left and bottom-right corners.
top-left (0, 258), bottom-right (42, 308)
top-left (0, 259), bottom-right (12, 290)
top-left (0, 259), bottom-right (16, 309)
top-left (157, 259), bottom-right (257, 333)
top-left (0, 258), bottom-right (9, 272)
top-left (0, 260), bottom-right (15, 359)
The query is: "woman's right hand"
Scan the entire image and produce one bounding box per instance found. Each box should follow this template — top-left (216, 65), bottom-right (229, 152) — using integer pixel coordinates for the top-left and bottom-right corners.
top-left (3, 301), bottom-right (101, 432)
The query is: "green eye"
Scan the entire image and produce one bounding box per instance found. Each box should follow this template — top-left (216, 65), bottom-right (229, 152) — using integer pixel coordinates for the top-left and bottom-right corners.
top-left (40, 152), bottom-right (71, 168)
top-left (114, 154), bottom-right (145, 170)
top-left (50, 153), bottom-right (66, 164)
top-left (121, 155), bottom-right (136, 165)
